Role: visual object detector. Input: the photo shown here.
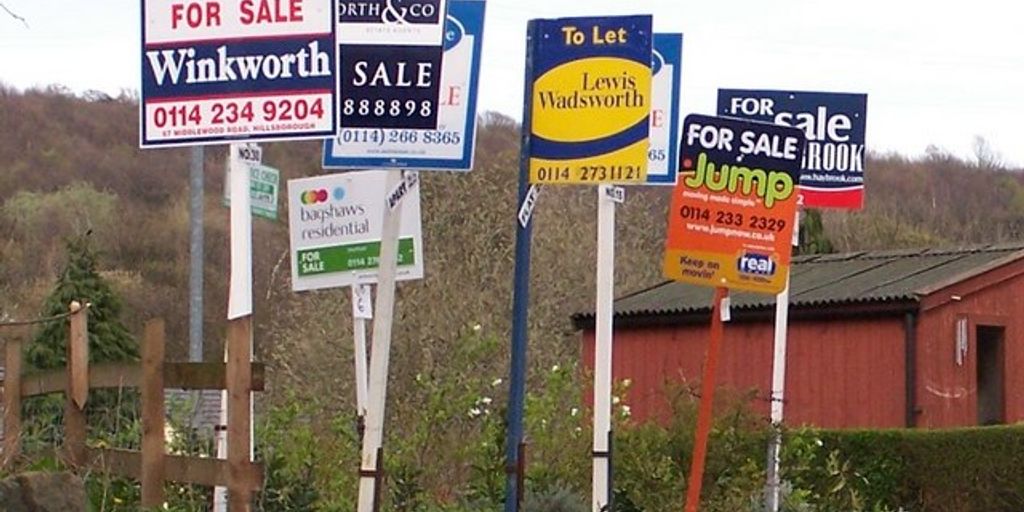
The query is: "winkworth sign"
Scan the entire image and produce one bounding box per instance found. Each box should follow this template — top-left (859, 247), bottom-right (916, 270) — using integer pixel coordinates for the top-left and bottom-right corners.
top-left (140, 0), bottom-right (337, 147)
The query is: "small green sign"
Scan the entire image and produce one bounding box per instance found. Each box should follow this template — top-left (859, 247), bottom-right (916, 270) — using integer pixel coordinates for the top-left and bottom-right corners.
top-left (224, 164), bottom-right (280, 220)
top-left (297, 238), bottom-right (416, 277)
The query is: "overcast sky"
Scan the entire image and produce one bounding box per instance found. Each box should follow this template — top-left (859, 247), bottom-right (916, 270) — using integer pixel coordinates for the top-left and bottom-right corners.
top-left (1, 0), bottom-right (1021, 166)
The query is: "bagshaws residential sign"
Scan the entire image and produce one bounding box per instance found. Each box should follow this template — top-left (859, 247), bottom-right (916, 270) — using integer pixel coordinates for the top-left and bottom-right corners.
top-left (287, 171), bottom-right (424, 291)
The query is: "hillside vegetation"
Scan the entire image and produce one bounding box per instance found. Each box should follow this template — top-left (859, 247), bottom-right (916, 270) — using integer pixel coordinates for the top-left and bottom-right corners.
top-left (2, 84), bottom-right (1023, 418)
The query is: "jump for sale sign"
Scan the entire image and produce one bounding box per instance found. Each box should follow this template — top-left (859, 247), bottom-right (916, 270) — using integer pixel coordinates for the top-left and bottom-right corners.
top-left (663, 115), bottom-right (805, 294)
top-left (140, 0), bottom-right (337, 147)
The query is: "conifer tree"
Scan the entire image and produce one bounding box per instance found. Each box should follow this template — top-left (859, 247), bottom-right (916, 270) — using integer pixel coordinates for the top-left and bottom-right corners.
top-left (26, 233), bottom-right (137, 370)
top-left (798, 209), bottom-right (835, 256)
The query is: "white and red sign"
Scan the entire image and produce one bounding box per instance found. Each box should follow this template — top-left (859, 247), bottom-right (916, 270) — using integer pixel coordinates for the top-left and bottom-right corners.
top-left (140, 0), bottom-right (337, 147)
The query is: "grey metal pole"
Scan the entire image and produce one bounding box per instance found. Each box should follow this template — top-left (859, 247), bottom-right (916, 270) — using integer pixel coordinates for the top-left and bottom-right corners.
top-left (188, 146), bottom-right (205, 363)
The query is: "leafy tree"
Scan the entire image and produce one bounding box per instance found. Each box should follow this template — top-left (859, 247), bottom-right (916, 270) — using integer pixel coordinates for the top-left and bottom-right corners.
top-left (26, 232), bottom-right (137, 370)
top-left (798, 209), bottom-right (835, 255)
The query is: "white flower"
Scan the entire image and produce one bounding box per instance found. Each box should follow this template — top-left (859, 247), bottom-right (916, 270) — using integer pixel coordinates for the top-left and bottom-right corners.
top-left (491, 378), bottom-right (503, 387)
top-left (480, 397), bottom-right (493, 405)
top-left (621, 405), bottom-right (631, 417)
top-left (612, 396), bottom-right (621, 405)
top-left (570, 407), bottom-right (579, 417)
top-left (622, 379), bottom-right (632, 388)
top-left (551, 364), bottom-right (560, 372)
top-left (468, 407), bottom-right (482, 418)
top-left (472, 323), bottom-right (482, 332)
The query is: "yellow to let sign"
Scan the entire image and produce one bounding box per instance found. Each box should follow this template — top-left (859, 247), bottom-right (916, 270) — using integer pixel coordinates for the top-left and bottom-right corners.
top-left (526, 16), bottom-right (653, 185)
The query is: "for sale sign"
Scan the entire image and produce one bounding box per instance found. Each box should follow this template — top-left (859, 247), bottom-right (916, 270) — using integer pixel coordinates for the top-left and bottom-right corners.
top-left (337, 0), bottom-right (448, 131)
top-left (288, 171), bottom-right (424, 291)
top-left (645, 33), bottom-right (683, 185)
top-left (663, 115), bottom-right (805, 294)
top-left (324, 0), bottom-right (486, 170)
top-left (140, 0), bottom-right (337, 147)
top-left (717, 90), bottom-right (868, 209)
top-left (527, 15), bottom-right (653, 185)
top-left (224, 162), bottom-right (281, 220)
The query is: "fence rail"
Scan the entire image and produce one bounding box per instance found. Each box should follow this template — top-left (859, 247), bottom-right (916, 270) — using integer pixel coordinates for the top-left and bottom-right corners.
top-left (8, 361), bottom-right (267, 397)
top-left (0, 303), bottom-right (263, 509)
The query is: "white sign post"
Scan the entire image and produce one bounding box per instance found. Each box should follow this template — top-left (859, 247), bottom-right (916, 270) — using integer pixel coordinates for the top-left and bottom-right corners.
top-left (592, 184), bottom-right (621, 511)
top-left (590, 33), bottom-right (682, 511)
top-left (216, 142), bottom-right (260, 512)
top-left (766, 212), bottom-right (801, 512)
top-left (331, 2), bottom-right (449, 510)
top-left (352, 284), bottom-right (373, 417)
top-left (359, 170), bottom-right (405, 511)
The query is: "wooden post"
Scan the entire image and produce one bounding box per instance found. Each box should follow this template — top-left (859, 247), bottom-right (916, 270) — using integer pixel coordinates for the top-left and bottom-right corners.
top-left (3, 337), bottom-right (22, 468)
top-left (226, 317), bottom-right (253, 511)
top-left (141, 320), bottom-right (166, 507)
top-left (684, 287), bottom-right (729, 512)
top-left (65, 302), bottom-right (88, 467)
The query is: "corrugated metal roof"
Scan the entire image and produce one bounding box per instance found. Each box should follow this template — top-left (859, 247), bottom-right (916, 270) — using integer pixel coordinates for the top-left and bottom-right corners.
top-left (578, 243), bottom-right (1024, 322)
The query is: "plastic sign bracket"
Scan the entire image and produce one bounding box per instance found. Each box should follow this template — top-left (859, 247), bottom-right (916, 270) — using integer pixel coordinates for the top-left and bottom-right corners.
top-left (235, 143), bottom-right (262, 166)
top-left (386, 171), bottom-right (420, 211)
top-left (518, 185), bottom-right (541, 228)
top-left (603, 185), bottom-right (626, 204)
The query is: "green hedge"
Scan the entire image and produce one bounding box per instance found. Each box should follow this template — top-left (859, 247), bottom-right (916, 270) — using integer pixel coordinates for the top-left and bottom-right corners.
top-left (611, 417), bottom-right (1024, 512)
top-left (798, 425), bottom-right (1024, 512)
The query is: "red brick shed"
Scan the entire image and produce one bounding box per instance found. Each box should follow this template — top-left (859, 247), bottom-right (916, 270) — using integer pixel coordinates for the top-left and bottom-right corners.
top-left (574, 244), bottom-right (1024, 429)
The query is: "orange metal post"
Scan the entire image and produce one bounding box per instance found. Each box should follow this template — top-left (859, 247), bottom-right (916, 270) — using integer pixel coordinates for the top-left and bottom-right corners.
top-left (683, 287), bottom-right (729, 512)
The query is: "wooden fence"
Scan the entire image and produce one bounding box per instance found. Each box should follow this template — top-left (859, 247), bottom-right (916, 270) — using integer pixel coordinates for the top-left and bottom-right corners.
top-left (1, 303), bottom-right (264, 510)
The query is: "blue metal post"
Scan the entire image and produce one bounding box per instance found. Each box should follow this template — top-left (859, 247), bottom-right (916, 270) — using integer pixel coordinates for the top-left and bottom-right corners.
top-left (504, 19), bottom-right (537, 512)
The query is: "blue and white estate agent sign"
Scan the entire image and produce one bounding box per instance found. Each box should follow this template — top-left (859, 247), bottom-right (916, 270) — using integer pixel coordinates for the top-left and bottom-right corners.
top-left (140, 0), bottom-right (337, 147)
top-left (646, 33), bottom-right (683, 185)
top-left (324, 0), bottom-right (485, 170)
top-left (335, 0), bottom-right (449, 133)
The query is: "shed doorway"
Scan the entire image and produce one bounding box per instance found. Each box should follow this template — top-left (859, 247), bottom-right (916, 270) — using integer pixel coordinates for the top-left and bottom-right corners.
top-left (976, 325), bottom-right (1006, 426)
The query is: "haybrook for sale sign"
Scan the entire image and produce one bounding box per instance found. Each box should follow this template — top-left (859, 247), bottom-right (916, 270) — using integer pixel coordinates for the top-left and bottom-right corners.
top-left (663, 115), bottom-right (805, 294)
top-left (288, 171), bottom-right (424, 291)
top-left (141, 0), bottom-right (337, 147)
top-left (526, 15), bottom-right (652, 185)
top-left (717, 90), bottom-right (868, 209)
